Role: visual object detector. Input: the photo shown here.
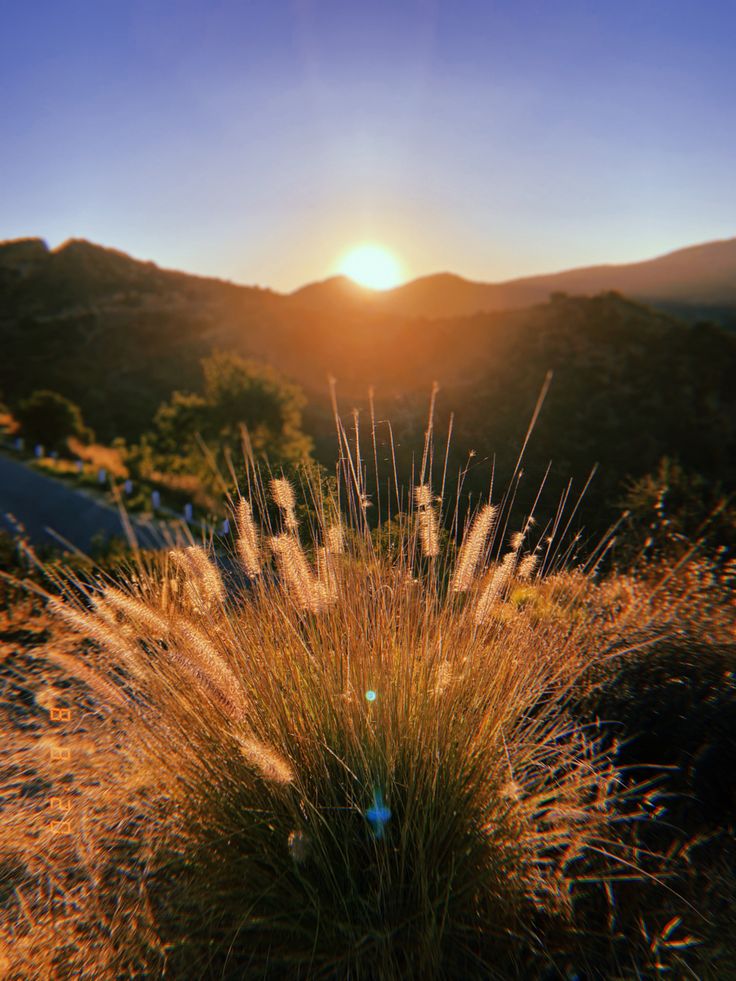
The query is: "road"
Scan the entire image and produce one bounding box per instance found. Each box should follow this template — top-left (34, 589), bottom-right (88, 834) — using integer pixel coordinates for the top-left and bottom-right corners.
top-left (0, 453), bottom-right (160, 553)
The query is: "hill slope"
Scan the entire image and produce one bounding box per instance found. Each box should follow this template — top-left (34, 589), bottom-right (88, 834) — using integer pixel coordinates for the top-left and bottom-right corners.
top-left (290, 238), bottom-right (736, 322)
top-left (0, 239), bottom-right (290, 436)
top-left (2, 237), bottom-right (735, 531)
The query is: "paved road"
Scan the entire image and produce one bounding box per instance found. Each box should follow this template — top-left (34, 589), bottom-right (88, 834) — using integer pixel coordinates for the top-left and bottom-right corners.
top-left (0, 453), bottom-right (160, 552)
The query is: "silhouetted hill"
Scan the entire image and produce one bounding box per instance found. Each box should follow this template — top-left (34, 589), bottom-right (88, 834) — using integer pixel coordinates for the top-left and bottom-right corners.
top-left (0, 238), bottom-right (289, 436)
top-left (2, 237), bottom-right (735, 529)
top-left (289, 271), bottom-right (499, 318)
top-left (289, 274), bottom-right (375, 307)
top-left (290, 238), bottom-right (736, 324)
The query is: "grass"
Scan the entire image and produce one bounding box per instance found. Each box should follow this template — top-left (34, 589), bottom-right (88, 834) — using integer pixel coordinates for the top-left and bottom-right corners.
top-left (0, 445), bottom-right (734, 977)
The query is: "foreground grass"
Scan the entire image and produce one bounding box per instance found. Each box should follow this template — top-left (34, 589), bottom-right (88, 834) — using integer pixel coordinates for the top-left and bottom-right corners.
top-left (0, 480), bottom-right (734, 978)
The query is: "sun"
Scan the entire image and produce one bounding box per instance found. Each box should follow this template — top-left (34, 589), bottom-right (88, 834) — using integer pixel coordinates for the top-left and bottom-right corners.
top-left (338, 243), bottom-right (403, 290)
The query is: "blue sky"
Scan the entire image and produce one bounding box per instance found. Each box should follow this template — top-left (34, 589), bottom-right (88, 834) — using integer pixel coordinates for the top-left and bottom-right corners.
top-left (1, 0), bottom-right (734, 289)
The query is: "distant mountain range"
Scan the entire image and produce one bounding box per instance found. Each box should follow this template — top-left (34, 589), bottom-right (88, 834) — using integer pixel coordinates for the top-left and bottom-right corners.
top-left (2, 234), bottom-right (735, 529)
top-left (2, 234), bottom-right (736, 325)
top-left (2, 236), bottom-right (735, 428)
top-left (290, 237), bottom-right (736, 323)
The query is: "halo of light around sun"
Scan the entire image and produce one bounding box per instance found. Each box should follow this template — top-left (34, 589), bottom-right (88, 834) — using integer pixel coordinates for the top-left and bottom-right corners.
top-left (338, 244), bottom-right (403, 290)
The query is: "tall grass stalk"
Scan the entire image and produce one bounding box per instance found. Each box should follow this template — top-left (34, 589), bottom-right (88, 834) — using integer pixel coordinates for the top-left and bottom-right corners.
top-left (27, 462), bottom-right (641, 980)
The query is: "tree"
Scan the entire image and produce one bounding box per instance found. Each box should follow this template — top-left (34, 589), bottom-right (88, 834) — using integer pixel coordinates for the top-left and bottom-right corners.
top-left (201, 352), bottom-right (312, 462)
top-left (147, 354), bottom-right (312, 476)
top-left (149, 392), bottom-right (209, 463)
top-left (16, 389), bottom-right (91, 451)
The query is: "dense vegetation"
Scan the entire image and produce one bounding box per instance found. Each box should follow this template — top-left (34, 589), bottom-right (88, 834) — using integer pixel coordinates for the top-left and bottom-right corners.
top-left (1, 239), bottom-right (735, 975)
top-left (2, 239), bottom-right (735, 548)
top-left (1, 463), bottom-right (734, 978)
top-left (14, 389), bottom-right (92, 451)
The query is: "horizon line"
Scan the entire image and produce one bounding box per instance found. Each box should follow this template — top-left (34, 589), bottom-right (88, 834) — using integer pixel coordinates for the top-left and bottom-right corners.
top-left (1, 231), bottom-right (735, 296)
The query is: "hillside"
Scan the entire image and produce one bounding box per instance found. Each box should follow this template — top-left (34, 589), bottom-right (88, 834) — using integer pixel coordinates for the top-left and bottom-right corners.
top-left (0, 237), bottom-right (504, 434)
top-left (2, 237), bottom-right (736, 533)
top-left (0, 239), bottom-right (290, 436)
top-left (290, 237), bottom-right (736, 323)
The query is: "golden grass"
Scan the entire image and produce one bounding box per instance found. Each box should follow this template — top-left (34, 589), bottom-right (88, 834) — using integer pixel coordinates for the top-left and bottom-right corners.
top-left (1, 463), bottom-right (732, 977)
top-left (66, 436), bottom-right (129, 478)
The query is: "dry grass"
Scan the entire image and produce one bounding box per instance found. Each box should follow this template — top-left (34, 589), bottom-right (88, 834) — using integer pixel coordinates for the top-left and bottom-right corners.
top-left (66, 437), bottom-right (129, 478)
top-left (0, 459), bottom-right (733, 978)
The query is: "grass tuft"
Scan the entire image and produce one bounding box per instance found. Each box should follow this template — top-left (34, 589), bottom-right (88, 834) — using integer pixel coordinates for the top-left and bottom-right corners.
top-left (2, 466), bottom-right (733, 978)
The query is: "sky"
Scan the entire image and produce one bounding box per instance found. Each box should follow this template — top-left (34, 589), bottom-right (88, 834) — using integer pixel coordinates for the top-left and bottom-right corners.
top-left (1, 0), bottom-right (735, 291)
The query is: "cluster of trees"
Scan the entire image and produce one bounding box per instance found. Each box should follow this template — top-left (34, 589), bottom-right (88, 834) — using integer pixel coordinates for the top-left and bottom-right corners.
top-left (4, 290), bottom-right (735, 563)
top-left (142, 351), bottom-right (311, 475)
top-left (8, 353), bottom-right (312, 493)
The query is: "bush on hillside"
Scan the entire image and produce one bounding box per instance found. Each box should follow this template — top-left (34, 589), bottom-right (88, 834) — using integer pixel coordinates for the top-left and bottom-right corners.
top-left (1, 448), bottom-right (733, 978)
top-left (15, 389), bottom-right (92, 452)
top-left (4, 467), bottom-right (724, 979)
top-left (619, 456), bottom-right (736, 561)
top-left (143, 353), bottom-right (312, 486)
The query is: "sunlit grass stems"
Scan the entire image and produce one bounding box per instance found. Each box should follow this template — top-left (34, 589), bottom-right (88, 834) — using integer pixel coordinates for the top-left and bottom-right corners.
top-left (37, 469), bottom-right (638, 979)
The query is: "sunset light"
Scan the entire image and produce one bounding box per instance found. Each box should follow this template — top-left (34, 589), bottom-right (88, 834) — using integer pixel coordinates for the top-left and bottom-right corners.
top-left (338, 243), bottom-right (402, 290)
top-left (3, 2), bottom-right (735, 976)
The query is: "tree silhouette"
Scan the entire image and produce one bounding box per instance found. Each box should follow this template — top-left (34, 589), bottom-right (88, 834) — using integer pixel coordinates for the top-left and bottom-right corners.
top-left (16, 389), bottom-right (91, 451)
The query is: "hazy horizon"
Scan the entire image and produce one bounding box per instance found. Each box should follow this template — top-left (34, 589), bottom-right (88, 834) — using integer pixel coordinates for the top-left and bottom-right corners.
top-left (6, 229), bottom-right (736, 296)
top-left (3, 0), bottom-right (736, 290)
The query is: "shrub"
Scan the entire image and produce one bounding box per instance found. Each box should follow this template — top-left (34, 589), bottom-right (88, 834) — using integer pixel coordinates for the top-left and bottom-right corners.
top-left (15, 389), bottom-right (91, 452)
top-left (66, 436), bottom-right (129, 478)
top-left (5, 469), bottom-right (644, 980)
top-left (146, 353), bottom-right (313, 486)
top-left (620, 456), bottom-right (736, 561)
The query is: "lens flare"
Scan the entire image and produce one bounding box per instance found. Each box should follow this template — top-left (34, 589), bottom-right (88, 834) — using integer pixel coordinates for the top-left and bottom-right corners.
top-left (366, 788), bottom-right (391, 838)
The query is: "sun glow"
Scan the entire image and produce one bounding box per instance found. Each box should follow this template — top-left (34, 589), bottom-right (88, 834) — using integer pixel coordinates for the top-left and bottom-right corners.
top-left (338, 243), bottom-right (403, 290)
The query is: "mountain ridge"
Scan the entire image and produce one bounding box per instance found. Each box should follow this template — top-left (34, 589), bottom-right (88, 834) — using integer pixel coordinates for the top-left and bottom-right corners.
top-left (289, 237), bottom-right (736, 319)
top-left (2, 234), bottom-right (735, 529)
top-left (3, 234), bottom-right (735, 321)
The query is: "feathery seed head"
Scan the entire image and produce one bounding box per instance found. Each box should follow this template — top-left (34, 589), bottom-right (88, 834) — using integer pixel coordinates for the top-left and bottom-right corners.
top-left (102, 588), bottom-right (169, 638)
top-left (315, 546), bottom-right (339, 604)
top-left (517, 553), bottom-right (539, 581)
top-left (270, 535), bottom-right (322, 612)
top-left (325, 523), bottom-right (345, 555)
top-left (235, 497), bottom-right (261, 576)
top-left (44, 649), bottom-right (127, 710)
top-left (270, 478), bottom-right (296, 511)
top-left (418, 507), bottom-right (440, 558)
top-left (238, 737), bottom-right (294, 785)
top-left (510, 531), bottom-right (526, 552)
top-left (414, 484), bottom-right (433, 509)
top-left (271, 478), bottom-right (298, 529)
top-left (452, 504), bottom-right (497, 592)
top-left (168, 546), bottom-right (226, 608)
top-left (474, 557), bottom-right (516, 623)
top-left (47, 599), bottom-right (144, 672)
top-left (433, 660), bottom-right (453, 696)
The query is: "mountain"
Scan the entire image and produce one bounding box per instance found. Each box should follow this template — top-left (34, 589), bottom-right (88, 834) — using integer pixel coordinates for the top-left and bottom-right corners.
top-left (0, 238), bottom-right (291, 437)
top-left (289, 238), bottom-right (736, 323)
top-left (2, 236), bottom-right (736, 531)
